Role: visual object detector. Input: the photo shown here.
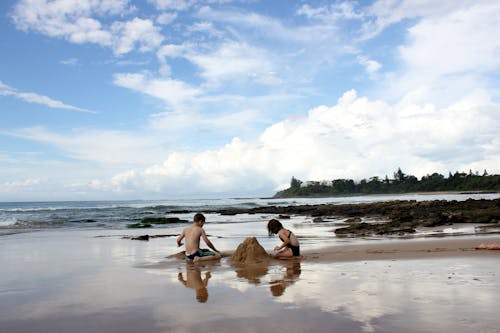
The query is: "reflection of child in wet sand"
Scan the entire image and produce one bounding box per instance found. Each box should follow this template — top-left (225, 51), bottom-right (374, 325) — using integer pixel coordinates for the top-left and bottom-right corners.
top-left (270, 262), bottom-right (302, 297)
top-left (178, 268), bottom-right (211, 303)
top-left (267, 219), bottom-right (302, 259)
top-left (177, 213), bottom-right (221, 262)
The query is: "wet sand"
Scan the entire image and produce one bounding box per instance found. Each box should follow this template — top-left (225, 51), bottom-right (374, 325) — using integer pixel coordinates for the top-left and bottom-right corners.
top-left (1, 230), bottom-right (500, 333)
top-left (304, 235), bottom-right (500, 262)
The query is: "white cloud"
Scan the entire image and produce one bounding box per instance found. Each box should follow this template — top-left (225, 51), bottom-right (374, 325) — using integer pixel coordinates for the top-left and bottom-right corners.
top-left (297, 2), bottom-right (364, 21)
top-left (148, 108), bottom-right (268, 136)
top-left (399, 2), bottom-right (500, 76)
top-left (60, 57), bottom-right (79, 65)
top-left (157, 41), bottom-right (276, 86)
top-left (370, 1), bottom-right (500, 108)
top-left (196, 6), bottom-right (339, 44)
top-left (103, 90), bottom-right (500, 197)
top-left (11, 0), bottom-right (114, 45)
top-left (357, 55), bottom-right (381, 75)
top-left (156, 12), bottom-right (177, 25)
top-left (2, 127), bottom-right (167, 166)
top-left (113, 72), bottom-right (200, 110)
top-left (11, 0), bottom-right (162, 55)
top-left (3, 178), bottom-right (41, 193)
top-left (188, 42), bottom-right (276, 85)
top-left (148, 0), bottom-right (195, 11)
top-left (2, 88), bottom-right (498, 199)
top-left (361, 0), bottom-right (479, 40)
top-left (110, 17), bottom-right (164, 55)
top-left (0, 81), bottom-right (95, 113)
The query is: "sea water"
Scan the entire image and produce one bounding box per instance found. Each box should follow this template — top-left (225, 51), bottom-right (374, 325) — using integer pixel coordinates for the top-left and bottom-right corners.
top-left (1, 193), bottom-right (499, 241)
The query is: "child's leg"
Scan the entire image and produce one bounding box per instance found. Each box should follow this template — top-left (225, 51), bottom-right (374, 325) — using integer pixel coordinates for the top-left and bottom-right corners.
top-left (273, 248), bottom-right (293, 259)
top-left (194, 249), bottom-right (221, 262)
top-left (195, 253), bottom-right (221, 262)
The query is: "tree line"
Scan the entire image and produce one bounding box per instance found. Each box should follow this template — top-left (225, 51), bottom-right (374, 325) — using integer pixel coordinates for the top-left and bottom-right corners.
top-left (274, 168), bottom-right (500, 198)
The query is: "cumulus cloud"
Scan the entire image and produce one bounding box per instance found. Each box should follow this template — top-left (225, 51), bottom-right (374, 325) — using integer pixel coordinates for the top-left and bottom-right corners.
top-left (104, 90), bottom-right (500, 196)
top-left (110, 17), bottom-right (164, 55)
top-left (10, 0), bottom-right (162, 55)
top-left (399, 2), bottom-right (500, 76)
top-left (370, 0), bottom-right (500, 108)
top-left (0, 81), bottom-right (95, 113)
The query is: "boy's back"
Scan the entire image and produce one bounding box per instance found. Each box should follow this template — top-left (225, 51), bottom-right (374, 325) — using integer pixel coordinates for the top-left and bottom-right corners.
top-left (182, 224), bottom-right (203, 255)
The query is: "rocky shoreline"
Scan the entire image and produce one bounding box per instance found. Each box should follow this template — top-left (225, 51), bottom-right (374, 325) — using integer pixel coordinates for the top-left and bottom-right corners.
top-left (209, 198), bottom-right (500, 237)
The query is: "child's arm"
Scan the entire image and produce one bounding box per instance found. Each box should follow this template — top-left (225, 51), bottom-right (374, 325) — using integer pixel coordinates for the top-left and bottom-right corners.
top-left (178, 272), bottom-right (187, 285)
top-left (201, 229), bottom-right (219, 253)
top-left (274, 229), bottom-right (289, 251)
top-left (203, 272), bottom-right (211, 286)
top-left (177, 230), bottom-right (185, 247)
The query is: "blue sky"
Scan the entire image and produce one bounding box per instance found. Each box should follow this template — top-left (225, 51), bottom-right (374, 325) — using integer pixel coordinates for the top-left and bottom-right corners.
top-left (1, 0), bottom-right (499, 201)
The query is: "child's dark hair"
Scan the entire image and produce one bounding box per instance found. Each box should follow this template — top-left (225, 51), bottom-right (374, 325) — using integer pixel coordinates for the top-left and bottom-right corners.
top-left (194, 213), bottom-right (206, 222)
top-left (267, 219), bottom-right (283, 235)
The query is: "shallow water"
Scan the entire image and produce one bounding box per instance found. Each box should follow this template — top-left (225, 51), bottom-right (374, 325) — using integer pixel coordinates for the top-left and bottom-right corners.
top-left (1, 230), bottom-right (499, 333)
top-left (1, 192), bottom-right (499, 231)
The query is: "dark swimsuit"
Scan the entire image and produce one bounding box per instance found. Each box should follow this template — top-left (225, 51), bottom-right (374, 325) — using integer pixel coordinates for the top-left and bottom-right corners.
top-left (186, 248), bottom-right (216, 260)
top-left (279, 230), bottom-right (300, 256)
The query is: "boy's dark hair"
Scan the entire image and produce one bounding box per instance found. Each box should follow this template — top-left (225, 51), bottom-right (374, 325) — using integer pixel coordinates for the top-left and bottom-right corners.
top-left (194, 213), bottom-right (206, 222)
top-left (267, 219), bottom-right (283, 235)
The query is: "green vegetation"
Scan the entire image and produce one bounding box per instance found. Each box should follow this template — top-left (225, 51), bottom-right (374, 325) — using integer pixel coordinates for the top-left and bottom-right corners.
top-left (274, 168), bottom-right (500, 198)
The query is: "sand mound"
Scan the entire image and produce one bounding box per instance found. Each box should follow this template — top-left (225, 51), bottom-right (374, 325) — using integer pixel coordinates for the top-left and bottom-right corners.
top-left (230, 237), bottom-right (270, 264)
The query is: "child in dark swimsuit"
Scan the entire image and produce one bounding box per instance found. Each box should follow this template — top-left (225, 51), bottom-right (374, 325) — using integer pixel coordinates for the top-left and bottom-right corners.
top-left (267, 219), bottom-right (301, 259)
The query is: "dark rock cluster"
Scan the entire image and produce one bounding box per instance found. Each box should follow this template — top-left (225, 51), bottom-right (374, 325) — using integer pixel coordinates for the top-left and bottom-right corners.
top-left (127, 216), bottom-right (189, 228)
top-left (209, 198), bottom-right (500, 237)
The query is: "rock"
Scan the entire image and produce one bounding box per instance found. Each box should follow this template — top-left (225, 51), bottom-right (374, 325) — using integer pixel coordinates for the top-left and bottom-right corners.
top-left (131, 235), bottom-right (150, 241)
top-left (278, 215), bottom-right (291, 219)
top-left (205, 198), bottom-right (499, 237)
top-left (141, 217), bottom-right (189, 224)
top-left (230, 237), bottom-right (270, 264)
top-left (313, 217), bottom-right (323, 222)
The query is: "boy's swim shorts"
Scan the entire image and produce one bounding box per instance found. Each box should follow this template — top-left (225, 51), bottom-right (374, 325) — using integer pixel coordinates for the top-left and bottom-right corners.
top-left (186, 248), bottom-right (216, 260)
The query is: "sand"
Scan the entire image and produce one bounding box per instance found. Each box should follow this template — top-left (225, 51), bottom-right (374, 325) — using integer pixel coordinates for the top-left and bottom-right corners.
top-left (230, 237), bottom-right (271, 264)
top-left (2, 230), bottom-right (500, 333)
top-left (302, 235), bottom-right (500, 262)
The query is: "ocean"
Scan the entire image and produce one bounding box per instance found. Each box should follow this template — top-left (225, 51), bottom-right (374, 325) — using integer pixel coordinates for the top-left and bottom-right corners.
top-left (1, 192), bottom-right (498, 238)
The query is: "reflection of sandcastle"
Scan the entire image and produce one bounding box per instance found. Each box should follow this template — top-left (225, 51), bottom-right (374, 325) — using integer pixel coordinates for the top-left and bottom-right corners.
top-left (231, 237), bottom-right (271, 284)
top-left (230, 237), bottom-right (270, 264)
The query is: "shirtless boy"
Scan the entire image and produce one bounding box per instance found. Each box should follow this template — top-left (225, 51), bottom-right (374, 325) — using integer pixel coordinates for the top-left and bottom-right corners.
top-left (177, 213), bottom-right (221, 262)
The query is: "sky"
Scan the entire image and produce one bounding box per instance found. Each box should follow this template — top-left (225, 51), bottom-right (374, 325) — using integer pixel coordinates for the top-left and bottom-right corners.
top-left (1, 0), bottom-right (499, 201)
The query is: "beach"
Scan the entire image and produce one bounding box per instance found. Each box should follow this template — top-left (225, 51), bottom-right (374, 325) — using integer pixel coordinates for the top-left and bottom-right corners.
top-left (1, 230), bottom-right (499, 332)
top-left (1, 194), bottom-right (500, 333)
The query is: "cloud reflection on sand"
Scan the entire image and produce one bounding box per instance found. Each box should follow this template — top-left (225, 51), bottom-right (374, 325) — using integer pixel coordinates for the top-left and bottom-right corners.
top-left (171, 256), bottom-right (500, 333)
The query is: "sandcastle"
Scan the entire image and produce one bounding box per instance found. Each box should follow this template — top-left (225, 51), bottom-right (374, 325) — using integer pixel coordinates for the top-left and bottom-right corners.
top-left (230, 237), bottom-right (271, 264)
